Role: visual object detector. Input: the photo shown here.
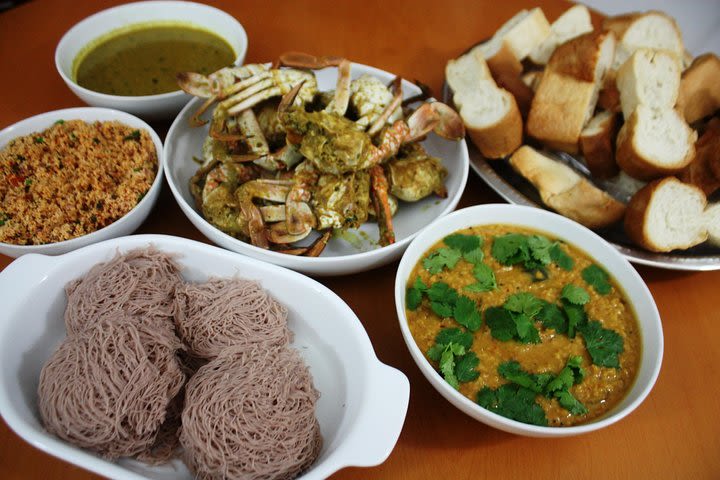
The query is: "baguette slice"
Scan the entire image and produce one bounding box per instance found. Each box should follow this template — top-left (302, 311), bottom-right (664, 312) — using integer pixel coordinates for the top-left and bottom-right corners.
top-left (678, 119), bottom-right (720, 195)
top-left (580, 110), bottom-right (620, 179)
top-left (481, 8), bottom-right (551, 62)
top-left (528, 4), bottom-right (593, 65)
top-left (446, 51), bottom-right (522, 159)
top-left (616, 48), bottom-right (682, 120)
top-left (603, 11), bottom-right (684, 69)
top-left (616, 105), bottom-right (697, 180)
top-left (598, 70), bottom-right (621, 113)
top-left (522, 70), bottom-right (543, 92)
top-left (547, 30), bottom-right (616, 84)
top-left (527, 69), bottom-right (597, 153)
top-left (704, 203), bottom-right (720, 247)
top-left (509, 146), bottom-right (626, 229)
top-left (677, 53), bottom-right (720, 124)
top-left (624, 176), bottom-right (707, 252)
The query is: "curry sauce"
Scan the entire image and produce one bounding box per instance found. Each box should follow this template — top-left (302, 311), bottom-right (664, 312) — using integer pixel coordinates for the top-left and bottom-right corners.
top-left (406, 225), bottom-right (641, 427)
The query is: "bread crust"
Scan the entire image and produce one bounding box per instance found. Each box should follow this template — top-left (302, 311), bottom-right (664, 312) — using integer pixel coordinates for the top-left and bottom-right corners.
top-left (509, 146), bottom-right (626, 228)
top-left (467, 91), bottom-right (523, 159)
top-left (580, 111), bottom-right (620, 179)
top-left (547, 30), bottom-right (615, 83)
top-left (624, 177), bottom-right (708, 252)
top-left (616, 108), bottom-right (697, 180)
top-left (598, 70), bottom-right (622, 113)
top-left (677, 53), bottom-right (720, 124)
top-left (486, 42), bottom-right (534, 116)
top-left (678, 119), bottom-right (720, 195)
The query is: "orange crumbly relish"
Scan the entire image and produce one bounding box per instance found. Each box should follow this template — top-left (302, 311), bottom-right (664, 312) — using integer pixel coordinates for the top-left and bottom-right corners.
top-left (0, 120), bottom-right (156, 245)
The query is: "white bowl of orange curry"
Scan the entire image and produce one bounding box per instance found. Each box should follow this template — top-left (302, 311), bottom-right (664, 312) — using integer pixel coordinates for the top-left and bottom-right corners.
top-left (395, 204), bottom-right (663, 437)
top-left (55, 1), bottom-right (247, 120)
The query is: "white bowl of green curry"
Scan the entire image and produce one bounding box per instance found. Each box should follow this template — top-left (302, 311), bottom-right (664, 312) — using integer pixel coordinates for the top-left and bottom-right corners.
top-left (395, 204), bottom-right (663, 437)
top-left (55, 1), bottom-right (247, 120)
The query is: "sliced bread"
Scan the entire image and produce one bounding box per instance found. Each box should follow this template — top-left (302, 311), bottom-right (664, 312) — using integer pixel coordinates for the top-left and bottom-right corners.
top-left (624, 176), bottom-right (707, 252)
top-left (509, 145), bottom-right (626, 229)
top-left (598, 70), bottom-right (622, 113)
top-left (678, 119), bottom-right (720, 195)
top-left (528, 5), bottom-right (594, 65)
top-left (616, 105), bottom-right (697, 180)
top-left (616, 48), bottom-right (682, 120)
top-left (603, 11), bottom-right (684, 69)
top-left (446, 51), bottom-right (522, 159)
top-left (704, 203), bottom-right (720, 247)
top-left (580, 110), bottom-right (620, 179)
top-left (481, 8), bottom-right (551, 63)
top-left (677, 53), bottom-right (720, 124)
top-left (547, 30), bottom-right (616, 84)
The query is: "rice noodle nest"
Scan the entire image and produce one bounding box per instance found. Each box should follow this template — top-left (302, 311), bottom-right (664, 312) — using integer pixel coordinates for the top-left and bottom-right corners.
top-left (64, 248), bottom-right (182, 336)
top-left (180, 344), bottom-right (322, 480)
top-left (173, 278), bottom-right (291, 359)
top-left (37, 313), bottom-right (185, 460)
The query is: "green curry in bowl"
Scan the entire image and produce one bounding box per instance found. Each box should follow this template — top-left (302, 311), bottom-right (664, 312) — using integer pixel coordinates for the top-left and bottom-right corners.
top-left (405, 224), bottom-right (641, 427)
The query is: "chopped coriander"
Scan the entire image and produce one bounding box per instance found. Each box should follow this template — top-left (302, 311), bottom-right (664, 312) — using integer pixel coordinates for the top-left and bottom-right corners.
top-left (438, 343), bottom-right (465, 389)
top-left (545, 355), bottom-right (585, 393)
top-left (561, 284), bottom-right (590, 305)
top-left (453, 296), bottom-right (482, 331)
top-left (406, 277), bottom-right (427, 311)
top-left (462, 247), bottom-right (485, 264)
top-left (455, 351), bottom-right (480, 383)
top-left (582, 264), bottom-right (612, 295)
top-left (485, 295), bottom-right (542, 344)
top-left (426, 328), bottom-right (478, 389)
top-left (563, 301), bottom-right (587, 338)
top-left (423, 247), bottom-right (461, 274)
top-left (427, 281), bottom-right (458, 318)
top-left (504, 292), bottom-right (544, 318)
top-left (555, 389), bottom-right (587, 415)
top-left (498, 361), bottom-right (552, 393)
top-left (550, 243), bottom-right (574, 270)
top-left (33, 136), bottom-right (44, 144)
top-left (53, 119), bottom-right (65, 125)
top-left (485, 307), bottom-right (516, 341)
top-left (444, 233), bottom-right (482, 252)
top-left (477, 384), bottom-right (548, 426)
top-left (578, 320), bottom-right (624, 368)
top-left (24, 178), bottom-right (32, 187)
top-left (491, 233), bottom-right (529, 266)
top-left (464, 262), bottom-right (496, 292)
top-left (435, 327), bottom-right (473, 349)
top-left (527, 235), bottom-right (553, 265)
top-left (123, 129), bottom-right (141, 142)
top-left (537, 302), bottom-right (567, 334)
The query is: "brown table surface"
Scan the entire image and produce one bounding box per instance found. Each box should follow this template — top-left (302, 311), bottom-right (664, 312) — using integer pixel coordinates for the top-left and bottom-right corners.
top-left (1, 0), bottom-right (719, 478)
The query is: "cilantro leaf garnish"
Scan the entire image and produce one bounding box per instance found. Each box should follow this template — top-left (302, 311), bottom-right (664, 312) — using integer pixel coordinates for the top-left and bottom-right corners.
top-left (491, 233), bottom-right (530, 266)
top-left (561, 284), bottom-right (590, 305)
top-left (477, 384), bottom-right (548, 426)
top-left (537, 302), bottom-right (567, 334)
top-left (453, 296), bottom-right (482, 331)
top-left (505, 292), bottom-right (544, 318)
top-left (406, 277), bottom-right (427, 310)
top-left (582, 264), bottom-right (612, 295)
top-left (498, 361), bottom-right (552, 393)
top-left (464, 262), bottom-right (496, 292)
top-left (123, 129), bottom-right (141, 142)
top-left (438, 342), bottom-right (465, 389)
top-left (423, 247), bottom-right (462, 274)
top-left (485, 307), bottom-right (516, 341)
top-left (435, 327), bottom-right (473, 349)
top-left (463, 247), bottom-right (485, 264)
top-left (455, 351), bottom-right (480, 383)
top-left (554, 389), bottom-right (588, 415)
top-left (545, 355), bottom-right (585, 393)
top-left (528, 235), bottom-right (553, 265)
top-left (578, 320), bottom-right (624, 368)
top-left (563, 301), bottom-right (587, 338)
top-left (444, 233), bottom-right (482, 253)
top-left (550, 243), bottom-right (574, 270)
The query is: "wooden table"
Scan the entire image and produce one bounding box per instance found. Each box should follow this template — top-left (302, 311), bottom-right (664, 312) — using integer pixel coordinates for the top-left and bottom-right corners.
top-left (1, 1), bottom-right (718, 478)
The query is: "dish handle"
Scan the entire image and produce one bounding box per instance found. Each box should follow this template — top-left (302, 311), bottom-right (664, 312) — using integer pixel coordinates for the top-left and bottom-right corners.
top-left (342, 362), bottom-right (410, 467)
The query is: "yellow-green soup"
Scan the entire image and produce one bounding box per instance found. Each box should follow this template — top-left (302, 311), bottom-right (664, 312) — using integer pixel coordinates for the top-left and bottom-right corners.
top-left (74, 23), bottom-right (235, 96)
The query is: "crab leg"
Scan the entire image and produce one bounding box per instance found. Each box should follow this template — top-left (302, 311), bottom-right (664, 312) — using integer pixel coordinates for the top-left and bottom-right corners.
top-left (236, 179), bottom-right (293, 249)
top-left (325, 59), bottom-right (352, 116)
top-left (276, 52), bottom-right (346, 69)
top-left (286, 162), bottom-right (318, 235)
top-left (367, 76), bottom-right (403, 136)
top-left (404, 101), bottom-right (465, 143)
top-left (369, 165), bottom-right (395, 246)
top-left (266, 222), bottom-right (313, 244)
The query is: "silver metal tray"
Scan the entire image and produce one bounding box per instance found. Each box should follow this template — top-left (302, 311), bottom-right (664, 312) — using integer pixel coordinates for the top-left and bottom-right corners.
top-left (443, 83), bottom-right (720, 271)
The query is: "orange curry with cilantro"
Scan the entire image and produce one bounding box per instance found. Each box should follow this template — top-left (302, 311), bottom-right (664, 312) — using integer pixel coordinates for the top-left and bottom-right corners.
top-left (405, 224), bottom-right (641, 427)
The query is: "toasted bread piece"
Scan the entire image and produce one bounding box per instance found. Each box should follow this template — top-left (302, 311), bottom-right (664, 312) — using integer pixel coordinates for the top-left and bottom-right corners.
top-left (580, 111), bottom-right (620, 179)
top-left (529, 5), bottom-right (594, 66)
top-left (677, 53), bottom-right (720, 124)
top-left (598, 70), bottom-right (622, 113)
top-left (678, 120), bottom-right (720, 195)
top-left (603, 11), bottom-right (684, 69)
top-left (624, 177), bottom-right (707, 252)
top-left (482, 8), bottom-right (551, 62)
top-left (616, 48), bottom-right (682, 120)
top-left (522, 70), bottom-right (543, 92)
top-left (704, 203), bottom-right (720, 247)
top-left (446, 51), bottom-right (522, 159)
top-left (527, 69), bottom-right (597, 153)
top-left (547, 30), bottom-right (616, 84)
top-left (475, 43), bottom-right (534, 116)
top-left (616, 105), bottom-right (697, 180)
top-left (509, 146), bottom-right (626, 229)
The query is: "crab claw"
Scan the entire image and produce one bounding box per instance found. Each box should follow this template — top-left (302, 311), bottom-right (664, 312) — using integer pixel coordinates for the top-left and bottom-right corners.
top-left (405, 102), bottom-right (465, 143)
top-left (277, 52), bottom-right (346, 69)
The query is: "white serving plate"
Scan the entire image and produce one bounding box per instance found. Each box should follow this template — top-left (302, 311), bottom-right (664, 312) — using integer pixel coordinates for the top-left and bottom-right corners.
top-left (164, 62), bottom-right (469, 276)
top-left (395, 204), bottom-right (664, 437)
top-left (0, 107), bottom-right (164, 258)
top-left (0, 234), bottom-right (409, 479)
top-left (55, 1), bottom-right (248, 120)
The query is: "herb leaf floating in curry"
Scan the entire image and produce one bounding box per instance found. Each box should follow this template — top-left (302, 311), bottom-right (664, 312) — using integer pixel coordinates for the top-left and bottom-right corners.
top-left (405, 224), bottom-right (640, 427)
